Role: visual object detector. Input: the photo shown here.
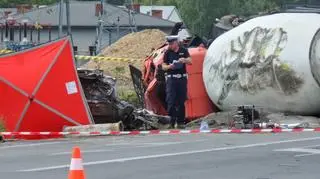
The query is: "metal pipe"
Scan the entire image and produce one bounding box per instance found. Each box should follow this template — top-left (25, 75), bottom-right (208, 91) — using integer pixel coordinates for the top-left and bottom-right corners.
top-left (30, 26), bottom-right (33, 42)
top-left (251, 105), bottom-right (254, 129)
top-left (19, 23), bottom-right (22, 41)
top-left (109, 30), bottom-right (111, 45)
top-left (23, 22), bottom-right (27, 38)
top-left (95, 25), bottom-right (99, 48)
top-left (37, 28), bottom-right (40, 43)
top-left (9, 25), bottom-right (14, 41)
top-left (98, 20), bottom-right (103, 51)
top-left (65, 0), bottom-right (71, 36)
top-left (48, 26), bottom-right (52, 41)
top-left (73, 46), bottom-right (78, 55)
top-left (58, 0), bottom-right (63, 37)
top-left (5, 22), bottom-right (8, 40)
top-left (98, 0), bottom-right (103, 51)
top-left (117, 16), bottom-right (120, 39)
top-left (0, 24), bottom-right (3, 42)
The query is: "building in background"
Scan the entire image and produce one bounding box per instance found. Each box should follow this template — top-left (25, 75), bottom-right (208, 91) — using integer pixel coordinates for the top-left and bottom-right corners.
top-left (139, 5), bottom-right (190, 40)
top-left (1, 1), bottom-right (176, 55)
top-left (139, 6), bottom-right (183, 23)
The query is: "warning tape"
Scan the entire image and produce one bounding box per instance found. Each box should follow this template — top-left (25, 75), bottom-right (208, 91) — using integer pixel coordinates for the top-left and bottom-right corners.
top-left (1, 128), bottom-right (320, 136)
top-left (0, 49), bottom-right (11, 54)
top-left (0, 49), bottom-right (140, 62)
top-left (75, 55), bottom-right (140, 62)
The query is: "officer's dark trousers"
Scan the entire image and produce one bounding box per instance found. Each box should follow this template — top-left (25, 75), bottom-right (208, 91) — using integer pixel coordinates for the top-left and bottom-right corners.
top-left (165, 77), bottom-right (187, 126)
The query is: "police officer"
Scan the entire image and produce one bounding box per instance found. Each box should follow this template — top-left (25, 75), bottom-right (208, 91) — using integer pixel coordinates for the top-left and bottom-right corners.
top-left (162, 36), bottom-right (192, 129)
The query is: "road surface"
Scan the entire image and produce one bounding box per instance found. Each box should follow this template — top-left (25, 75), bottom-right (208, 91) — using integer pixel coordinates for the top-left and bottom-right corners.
top-left (1, 132), bottom-right (320, 179)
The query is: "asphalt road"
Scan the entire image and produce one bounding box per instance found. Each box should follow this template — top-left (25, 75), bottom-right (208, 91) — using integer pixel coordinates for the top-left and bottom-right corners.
top-left (1, 132), bottom-right (320, 179)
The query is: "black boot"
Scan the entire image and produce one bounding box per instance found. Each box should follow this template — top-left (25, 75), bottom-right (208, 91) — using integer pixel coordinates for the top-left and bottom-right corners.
top-left (177, 123), bottom-right (186, 129)
top-left (169, 117), bottom-right (176, 129)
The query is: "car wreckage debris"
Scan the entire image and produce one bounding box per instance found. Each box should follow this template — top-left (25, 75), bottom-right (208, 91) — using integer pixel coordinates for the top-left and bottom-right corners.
top-left (77, 69), bottom-right (170, 130)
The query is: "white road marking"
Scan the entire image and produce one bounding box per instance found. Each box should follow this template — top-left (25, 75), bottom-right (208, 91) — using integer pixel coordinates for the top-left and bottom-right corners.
top-left (274, 145), bottom-right (320, 157)
top-left (48, 140), bottom-right (208, 156)
top-left (50, 149), bottom-right (114, 156)
top-left (105, 143), bottom-right (133, 146)
top-left (275, 148), bottom-right (320, 153)
top-left (0, 141), bottom-right (65, 149)
top-left (139, 139), bottom-right (208, 146)
top-left (297, 144), bottom-right (320, 149)
top-left (295, 153), bottom-right (320, 157)
top-left (18, 136), bottom-right (320, 172)
top-left (105, 139), bottom-right (208, 148)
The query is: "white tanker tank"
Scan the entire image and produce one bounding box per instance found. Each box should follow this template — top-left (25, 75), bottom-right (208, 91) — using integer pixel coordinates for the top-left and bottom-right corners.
top-left (203, 13), bottom-right (320, 115)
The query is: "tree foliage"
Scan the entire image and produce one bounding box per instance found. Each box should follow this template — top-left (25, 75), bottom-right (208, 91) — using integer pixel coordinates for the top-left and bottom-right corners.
top-left (0, 0), bottom-right (56, 7)
top-left (0, 0), bottom-right (317, 36)
top-left (136, 0), bottom-right (314, 37)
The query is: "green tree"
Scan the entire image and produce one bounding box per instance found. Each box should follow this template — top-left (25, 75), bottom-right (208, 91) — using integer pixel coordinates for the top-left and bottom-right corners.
top-left (0, 0), bottom-right (57, 7)
top-left (107, 0), bottom-right (126, 5)
top-left (133, 0), bottom-right (312, 37)
top-left (228, 0), bottom-right (278, 16)
top-left (134, 0), bottom-right (177, 6)
top-left (0, 0), bottom-right (312, 36)
top-left (176, 0), bottom-right (230, 37)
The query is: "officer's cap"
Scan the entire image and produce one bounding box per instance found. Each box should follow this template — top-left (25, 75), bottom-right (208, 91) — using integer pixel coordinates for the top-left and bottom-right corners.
top-left (166, 35), bottom-right (179, 43)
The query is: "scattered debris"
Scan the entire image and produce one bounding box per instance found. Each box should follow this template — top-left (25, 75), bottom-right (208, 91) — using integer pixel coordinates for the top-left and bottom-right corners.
top-left (78, 69), bottom-right (135, 127)
top-left (133, 109), bottom-right (171, 130)
top-left (232, 105), bottom-right (261, 129)
top-left (78, 68), bottom-right (171, 130)
top-left (200, 120), bottom-right (209, 130)
top-left (186, 112), bottom-right (229, 129)
top-left (278, 122), bottom-right (309, 129)
top-left (265, 113), bottom-right (320, 129)
top-left (187, 107), bottom-right (320, 130)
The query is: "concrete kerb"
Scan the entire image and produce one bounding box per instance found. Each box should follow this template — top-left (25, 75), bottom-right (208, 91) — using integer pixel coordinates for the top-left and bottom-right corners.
top-left (62, 122), bottom-right (124, 138)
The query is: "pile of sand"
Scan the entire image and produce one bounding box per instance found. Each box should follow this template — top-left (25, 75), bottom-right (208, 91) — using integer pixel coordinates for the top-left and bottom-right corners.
top-left (101, 29), bottom-right (166, 59)
top-left (84, 29), bottom-right (167, 92)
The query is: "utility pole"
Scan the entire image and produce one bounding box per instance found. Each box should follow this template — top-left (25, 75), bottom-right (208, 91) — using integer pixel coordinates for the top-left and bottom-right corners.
top-left (65, 0), bottom-right (71, 37)
top-left (117, 16), bottom-right (120, 39)
top-left (58, 0), bottom-right (63, 37)
top-left (98, 0), bottom-right (103, 51)
top-left (127, 0), bottom-right (136, 32)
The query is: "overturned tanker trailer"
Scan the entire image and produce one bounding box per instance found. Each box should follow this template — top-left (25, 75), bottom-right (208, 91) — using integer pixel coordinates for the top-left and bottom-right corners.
top-left (204, 13), bottom-right (320, 115)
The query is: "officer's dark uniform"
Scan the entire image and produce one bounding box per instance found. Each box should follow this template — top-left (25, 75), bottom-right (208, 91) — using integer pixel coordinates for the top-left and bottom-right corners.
top-left (163, 38), bottom-right (190, 128)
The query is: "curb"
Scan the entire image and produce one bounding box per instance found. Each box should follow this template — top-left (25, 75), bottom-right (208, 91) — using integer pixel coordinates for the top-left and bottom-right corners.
top-left (1, 128), bottom-right (320, 136)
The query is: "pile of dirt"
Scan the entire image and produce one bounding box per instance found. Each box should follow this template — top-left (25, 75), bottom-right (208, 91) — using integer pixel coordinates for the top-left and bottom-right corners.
top-left (101, 29), bottom-right (166, 59)
top-left (85, 60), bottom-right (140, 87)
top-left (83, 29), bottom-right (167, 103)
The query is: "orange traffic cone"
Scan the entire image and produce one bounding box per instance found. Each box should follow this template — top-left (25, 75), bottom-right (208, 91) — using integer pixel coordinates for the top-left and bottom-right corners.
top-left (68, 146), bottom-right (85, 179)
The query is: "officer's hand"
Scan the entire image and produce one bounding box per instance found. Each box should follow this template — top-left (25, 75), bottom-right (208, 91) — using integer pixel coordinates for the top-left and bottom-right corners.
top-left (169, 64), bottom-right (175, 69)
top-left (179, 58), bottom-right (186, 63)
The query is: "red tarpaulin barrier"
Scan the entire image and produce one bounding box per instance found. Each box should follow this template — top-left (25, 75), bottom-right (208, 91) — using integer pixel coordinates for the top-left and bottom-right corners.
top-left (0, 37), bottom-right (93, 139)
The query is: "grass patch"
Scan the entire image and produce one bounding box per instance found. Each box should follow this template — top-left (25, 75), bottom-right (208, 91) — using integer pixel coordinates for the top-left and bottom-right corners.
top-left (0, 116), bottom-right (6, 132)
top-left (117, 87), bottom-right (140, 107)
